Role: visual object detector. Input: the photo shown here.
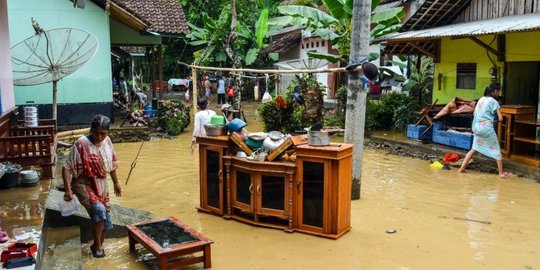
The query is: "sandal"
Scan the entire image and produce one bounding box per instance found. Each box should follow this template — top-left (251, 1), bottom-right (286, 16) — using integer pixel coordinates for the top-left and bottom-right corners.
top-left (0, 230), bottom-right (8, 243)
top-left (499, 172), bottom-right (513, 178)
top-left (90, 244), bottom-right (106, 258)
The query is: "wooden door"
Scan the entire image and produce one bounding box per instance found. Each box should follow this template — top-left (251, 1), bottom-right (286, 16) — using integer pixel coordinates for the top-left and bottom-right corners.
top-left (231, 168), bottom-right (254, 212)
top-left (256, 174), bottom-right (287, 217)
top-left (200, 145), bottom-right (224, 214)
top-left (498, 113), bottom-right (512, 155)
top-left (297, 158), bottom-right (328, 233)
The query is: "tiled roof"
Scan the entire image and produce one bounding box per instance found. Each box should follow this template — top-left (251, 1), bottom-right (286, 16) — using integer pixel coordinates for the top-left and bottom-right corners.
top-left (263, 30), bottom-right (302, 53)
top-left (112, 0), bottom-right (189, 35)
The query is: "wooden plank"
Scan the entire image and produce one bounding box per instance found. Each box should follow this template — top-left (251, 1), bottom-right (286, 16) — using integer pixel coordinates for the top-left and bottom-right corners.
top-left (230, 132), bottom-right (253, 156)
top-left (483, 0), bottom-right (488, 19)
top-left (514, 136), bottom-right (540, 145)
top-left (525, 0), bottom-right (533, 12)
top-left (290, 135), bottom-right (308, 146)
top-left (267, 138), bottom-right (293, 162)
top-left (509, 0), bottom-right (515, 15)
top-left (518, 0), bottom-right (525, 14)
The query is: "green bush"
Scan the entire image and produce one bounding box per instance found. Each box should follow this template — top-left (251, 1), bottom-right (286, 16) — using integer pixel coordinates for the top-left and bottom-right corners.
top-left (157, 100), bottom-right (191, 136)
top-left (366, 92), bottom-right (420, 131)
top-left (257, 96), bottom-right (301, 132)
top-left (258, 74), bottom-right (325, 133)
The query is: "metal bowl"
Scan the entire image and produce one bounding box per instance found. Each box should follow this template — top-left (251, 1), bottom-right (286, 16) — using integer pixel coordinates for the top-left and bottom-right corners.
top-left (204, 124), bottom-right (227, 136)
top-left (20, 170), bottom-right (39, 187)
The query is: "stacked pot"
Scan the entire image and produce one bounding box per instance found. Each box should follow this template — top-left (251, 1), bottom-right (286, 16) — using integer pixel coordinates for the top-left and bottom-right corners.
top-left (24, 105), bottom-right (38, 127)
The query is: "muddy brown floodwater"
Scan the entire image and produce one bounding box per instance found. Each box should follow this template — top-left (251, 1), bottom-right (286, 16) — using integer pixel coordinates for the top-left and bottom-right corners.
top-left (84, 110), bottom-right (540, 270)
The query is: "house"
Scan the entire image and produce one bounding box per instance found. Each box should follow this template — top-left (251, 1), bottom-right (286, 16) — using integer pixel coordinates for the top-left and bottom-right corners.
top-left (380, 0), bottom-right (540, 166)
top-left (7, 0), bottom-right (188, 125)
top-left (266, 0), bottom-right (422, 99)
top-left (0, 0), bottom-right (15, 116)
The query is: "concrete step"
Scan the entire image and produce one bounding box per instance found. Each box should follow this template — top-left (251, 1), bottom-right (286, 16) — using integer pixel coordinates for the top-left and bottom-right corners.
top-left (43, 189), bottom-right (152, 242)
top-left (37, 226), bottom-right (82, 270)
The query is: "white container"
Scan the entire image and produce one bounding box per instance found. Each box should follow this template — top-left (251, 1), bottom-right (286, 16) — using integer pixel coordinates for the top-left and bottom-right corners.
top-left (24, 106), bottom-right (37, 112)
top-left (25, 119), bottom-right (38, 127)
top-left (24, 111), bottom-right (38, 118)
top-left (58, 197), bottom-right (79, 216)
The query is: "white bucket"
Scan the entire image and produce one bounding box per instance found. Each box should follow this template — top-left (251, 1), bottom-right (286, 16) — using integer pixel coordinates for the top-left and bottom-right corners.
top-left (24, 106), bottom-right (37, 112)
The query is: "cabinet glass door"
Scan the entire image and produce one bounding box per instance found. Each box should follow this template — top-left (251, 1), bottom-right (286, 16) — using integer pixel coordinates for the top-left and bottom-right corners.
top-left (260, 175), bottom-right (285, 214)
top-left (205, 149), bottom-right (220, 209)
top-left (235, 170), bottom-right (252, 208)
top-left (301, 161), bottom-right (324, 228)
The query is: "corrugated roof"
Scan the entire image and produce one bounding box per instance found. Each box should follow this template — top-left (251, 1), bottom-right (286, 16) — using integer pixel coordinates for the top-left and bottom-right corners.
top-left (383, 13), bottom-right (540, 41)
top-left (401, 0), bottom-right (471, 31)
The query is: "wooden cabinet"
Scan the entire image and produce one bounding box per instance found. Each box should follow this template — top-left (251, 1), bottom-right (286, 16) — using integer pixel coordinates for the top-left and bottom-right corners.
top-left (295, 144), bottom-right (353, 239)
top-left (196, 136), bottom-right (231, 215)
top-left (511, 119), bottom-right (540, 167)
top-left (198, 136), bottom-right (354, 239)
top-left (223, 156), bottom-right (296, 231)
top-left (498, 105), bottom-right (535, 156)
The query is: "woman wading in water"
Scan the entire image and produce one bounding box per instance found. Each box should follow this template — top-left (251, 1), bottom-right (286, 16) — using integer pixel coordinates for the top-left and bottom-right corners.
top-left (458, 83), bottom-right (511, 177)
top-left (62, 115), bottom-right (122, 258)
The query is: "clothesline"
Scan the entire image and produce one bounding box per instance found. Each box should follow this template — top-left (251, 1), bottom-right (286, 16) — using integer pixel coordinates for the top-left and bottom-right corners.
top-left (179, 62), bottom-right (347, 74)
top-left (186, 62), bottom-right (351, 114)
top-left (229, 72), bottom-right (278, 79)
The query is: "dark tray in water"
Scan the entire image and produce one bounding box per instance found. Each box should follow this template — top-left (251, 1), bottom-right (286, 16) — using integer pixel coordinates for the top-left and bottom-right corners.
top-left (136, 219), bottom-right (198, 248)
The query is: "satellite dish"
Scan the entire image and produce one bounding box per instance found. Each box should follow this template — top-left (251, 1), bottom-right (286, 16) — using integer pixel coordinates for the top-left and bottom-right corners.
top-left (274, 58), bottom-right (329, 70)
top-left (11, 27), bottom-right (99, 120)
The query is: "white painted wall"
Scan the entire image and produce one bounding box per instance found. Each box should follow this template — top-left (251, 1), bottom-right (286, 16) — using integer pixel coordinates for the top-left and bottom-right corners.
top-left (0, 0), bottom-right (15, 113)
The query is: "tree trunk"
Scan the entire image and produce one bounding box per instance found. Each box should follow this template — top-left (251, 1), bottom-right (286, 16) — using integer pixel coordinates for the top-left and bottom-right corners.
top-left (345, 0), bottom-right (372, 200)
top-left (158, 43), bottom-right (163, 100)
top-left (223, 0), bottom-right (243, 109)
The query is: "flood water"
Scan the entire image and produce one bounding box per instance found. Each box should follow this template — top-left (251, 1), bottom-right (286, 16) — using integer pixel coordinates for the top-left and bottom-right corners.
top-left (78, 106), bottom-right (540, 270)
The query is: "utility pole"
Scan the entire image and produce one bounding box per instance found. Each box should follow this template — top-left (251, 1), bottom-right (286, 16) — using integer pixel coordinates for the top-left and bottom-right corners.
top-left (345, 0), bottom-right (372, 200)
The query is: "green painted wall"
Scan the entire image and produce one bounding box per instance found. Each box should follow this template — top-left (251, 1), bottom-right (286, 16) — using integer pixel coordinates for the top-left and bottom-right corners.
top-left (506, 31), bottom-right (540, 62)
top-left (7, 0), bottom-right (112, 105)
top-left (434, 31), bottom-right (540, 104)
top-left (433, 36), bottom-right (501, 104)
top-left (110, 19), bottom-right (160, 45)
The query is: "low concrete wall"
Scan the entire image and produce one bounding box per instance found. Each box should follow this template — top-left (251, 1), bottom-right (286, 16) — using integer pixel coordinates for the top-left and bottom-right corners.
top-left (368, 136), bottom-right (540, 183)
top-left (43, 189), bottom-right (152, 242)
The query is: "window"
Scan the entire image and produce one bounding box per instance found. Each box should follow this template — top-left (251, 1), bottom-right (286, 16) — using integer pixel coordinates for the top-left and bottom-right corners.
top-left (316, 41), bottom-right (319, 47)
top-left (456, 63), bottom-right (477, 89)
top-left (321, 41), bottom-right (325, 47)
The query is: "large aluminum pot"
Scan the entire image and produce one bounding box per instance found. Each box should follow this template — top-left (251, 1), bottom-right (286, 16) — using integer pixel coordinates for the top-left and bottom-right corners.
top-left (308, 130), bottom-right (330, 146)
top-left (204, 124), bottom-right (227, 136)
top-left (263, 131), bottom-right (285, 151)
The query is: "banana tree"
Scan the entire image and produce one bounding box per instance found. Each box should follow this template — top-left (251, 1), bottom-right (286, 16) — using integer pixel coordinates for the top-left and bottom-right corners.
top-left (267, 0), bottom-right (404, 63)
top-left (185, 0), bottom-right (279, 67)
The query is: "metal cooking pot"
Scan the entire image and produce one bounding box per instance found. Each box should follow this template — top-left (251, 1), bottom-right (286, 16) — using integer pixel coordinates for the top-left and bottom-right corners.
top-left (308, 131), bottom-right (330, 146)
top-left (20, 170), bottom-right (39, 187)
top-left (204, 124), bottom-right (227, 136)
top-left (263, 136), bottom-right (285, 151)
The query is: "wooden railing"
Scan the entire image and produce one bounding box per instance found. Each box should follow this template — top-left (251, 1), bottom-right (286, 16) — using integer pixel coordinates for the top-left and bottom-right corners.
top-left (0, 113), bottom-right (57, 179)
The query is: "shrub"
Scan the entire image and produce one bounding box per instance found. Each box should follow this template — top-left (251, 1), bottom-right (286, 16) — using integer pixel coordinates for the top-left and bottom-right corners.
top-left (258, 74), bottom-right (326, 133)
top-left (257, 96), bottom-right (300, 132)
top-left (157, 100), bottom-right (191, 136)
top-left (366, 92), bottom-right (420, 131)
